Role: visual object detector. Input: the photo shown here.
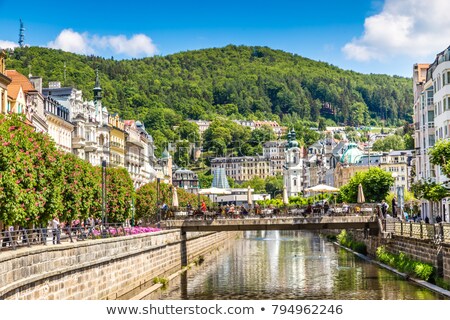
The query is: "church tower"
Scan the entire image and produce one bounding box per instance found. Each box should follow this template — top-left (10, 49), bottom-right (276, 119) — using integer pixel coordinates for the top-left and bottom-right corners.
top-left (283, 129), bottom-right (304, 197)
top-left (93, 69), bottom-right (103, 123)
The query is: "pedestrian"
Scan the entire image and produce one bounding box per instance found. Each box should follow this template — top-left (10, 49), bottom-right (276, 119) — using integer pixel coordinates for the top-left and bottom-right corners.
top-left (436, 215), bottom-right (442, 223)
top-left (391, 196), bottom-right (397, 218)
top-left (52, 216), bottom-right (61, 244)
top-left (201, 200), bottom-right (207, 213)
top-left (425, 215), bottom-right (430, 224)
top-left (381, 200), bottom-right (389, 218)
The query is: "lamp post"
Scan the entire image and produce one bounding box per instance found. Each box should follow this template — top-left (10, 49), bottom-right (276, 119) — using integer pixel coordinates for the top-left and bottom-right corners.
top-left (156, 177), bottom-right (161, 227)
top-left (131, 198), bottom-right (135, 227)
top-left (101, 160), bottom-right (107, 223)
top-left (101, 160), bottom-right (107, 237)
top-left (197, 179), bottom-right (201, 209)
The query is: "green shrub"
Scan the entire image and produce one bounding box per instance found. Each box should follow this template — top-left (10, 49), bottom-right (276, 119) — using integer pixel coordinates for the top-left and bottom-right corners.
top-left (153, 276), bottom-right (169, 289)
top-left (337, 230), bottom-right (367, 254)
top-left (376, 246), bottom-right (435, 281)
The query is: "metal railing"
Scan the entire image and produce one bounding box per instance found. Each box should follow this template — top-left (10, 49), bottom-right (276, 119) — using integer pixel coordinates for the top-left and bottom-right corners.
top-left (385, 220), bottom-right (450, 243)
top-left (168, 204), bottom-right (378, 220)
top-left (0, 223), bottom-right (138, 252)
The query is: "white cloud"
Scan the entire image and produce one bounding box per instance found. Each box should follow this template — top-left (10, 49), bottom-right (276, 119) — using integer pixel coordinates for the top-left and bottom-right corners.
top-left (48, 29), bottom-right (94, 55)
top-left (100, 34), bottom-right (157, 57)
top-left (48, 29), bottom-right (158, 58)
top-left (0, 40), bottom-right (19, 50)
top-left (342, 0), bottom-right (450, 61)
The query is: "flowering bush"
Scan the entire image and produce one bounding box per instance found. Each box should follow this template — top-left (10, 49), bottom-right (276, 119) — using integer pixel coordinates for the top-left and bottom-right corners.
top-left (91, 226), bottom-right (161, 238)
top-left (0, 113), bottom-right (134, 226)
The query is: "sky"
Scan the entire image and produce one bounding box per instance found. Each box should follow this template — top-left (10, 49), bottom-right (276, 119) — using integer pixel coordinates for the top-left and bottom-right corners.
top-left (0, 0), bottom-right (449, 77)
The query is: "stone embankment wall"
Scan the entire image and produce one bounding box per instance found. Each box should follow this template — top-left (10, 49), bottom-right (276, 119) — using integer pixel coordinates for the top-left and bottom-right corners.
top-left (346, 230), bottom-right (450, 282)
top-left (0, 230), bottom-right (238, 300)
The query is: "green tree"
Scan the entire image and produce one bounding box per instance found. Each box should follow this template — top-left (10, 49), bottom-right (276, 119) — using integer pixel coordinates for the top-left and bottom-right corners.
top-left (318, 118), bottom-right (326, 131)
top-left (403, 133), bottom-right (414, 150)
top-left (429, 139), bottom-right (450, 178)
top-left (241, 176), bottom-right (266, 193)
top-left (174, 140), bottom-right (191, 168)
top-left (411, 179), bottom-right (448, 219)
top-left (372, 135), bottom-right (405, 152)
top-left (265, 175), bottom-right (284, 198)
top-left (198, 172), bottom-right (213, 188)
top-left (0, 113), bottom-right (61, 226)
top-left (105, 167), bottom-right (134, 223)
top-left (177, 121), bottom-right (200, 145)
top-left (339, 167), bottom-right (394, 203)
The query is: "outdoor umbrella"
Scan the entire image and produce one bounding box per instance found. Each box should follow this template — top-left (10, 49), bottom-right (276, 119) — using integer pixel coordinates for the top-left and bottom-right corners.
top-left (172, 186), bottom-right (179, 208)
top-left (199, 187), bottom-right (231, 206)
top-left (304, 184), bottom-right (340, 207)
top-left (357, 183), bottom-right (365, 204)
top-left (283, 186), bottom-right (289, 205)
top-left (198, 187), bottom-right (231, 195)
top-left (304, 184), bottom-right (340, 193)
top-left (247, 186), bottom-right (253, 206)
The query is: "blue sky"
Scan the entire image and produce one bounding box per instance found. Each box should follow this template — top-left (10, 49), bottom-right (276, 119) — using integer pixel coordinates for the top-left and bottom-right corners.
top-left (1, 0), bottom-right (449, 77)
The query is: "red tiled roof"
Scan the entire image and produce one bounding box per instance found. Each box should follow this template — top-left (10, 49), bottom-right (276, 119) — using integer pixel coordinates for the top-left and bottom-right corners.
top-left (5, 70), bottom-right (36, 100)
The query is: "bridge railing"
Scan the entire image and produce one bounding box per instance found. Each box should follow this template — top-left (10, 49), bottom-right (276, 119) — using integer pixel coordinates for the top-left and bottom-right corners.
top-left (169, 203), bottom-right (379, 220)
top-left (0, 223), bottom-right (138, 252)
top-left (386, 220), bottom-right (450, 243)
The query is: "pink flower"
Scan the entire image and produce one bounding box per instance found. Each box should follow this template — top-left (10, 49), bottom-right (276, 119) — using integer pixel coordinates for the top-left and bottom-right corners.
top-left (2, 142), bottom-right (10, 146)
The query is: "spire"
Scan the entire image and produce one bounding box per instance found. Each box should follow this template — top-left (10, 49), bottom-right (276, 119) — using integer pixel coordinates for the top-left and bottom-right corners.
top-left (93, 69), bottom-right (103, 124)
top-left (93, 69), bottom-right (102, 102)
top-left (19, 19), bottom-right (25, 48)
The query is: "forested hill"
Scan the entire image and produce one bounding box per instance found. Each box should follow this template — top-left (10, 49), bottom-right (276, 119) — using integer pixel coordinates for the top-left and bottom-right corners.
top-left (6, 45), bottom-right (412, 130)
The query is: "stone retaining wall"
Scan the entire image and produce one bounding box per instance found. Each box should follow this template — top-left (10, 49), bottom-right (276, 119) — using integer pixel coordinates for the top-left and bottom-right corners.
top-left (347, 230), bottom-right (450, 282)
top-left (443, 246), bottom-right (450, 282)
top-left (0, 230), bottom-right (238, 300)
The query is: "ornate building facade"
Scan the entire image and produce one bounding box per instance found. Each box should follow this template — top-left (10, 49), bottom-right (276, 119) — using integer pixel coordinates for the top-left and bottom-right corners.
top-left (0, 51), bottom-right (11, 114)
top-left (283, 129), bottom-right (305, 197)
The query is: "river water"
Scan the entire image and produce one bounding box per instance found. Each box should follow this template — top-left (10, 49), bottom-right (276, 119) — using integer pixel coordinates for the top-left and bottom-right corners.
top-left (159, 230), bottom-right (446, 300)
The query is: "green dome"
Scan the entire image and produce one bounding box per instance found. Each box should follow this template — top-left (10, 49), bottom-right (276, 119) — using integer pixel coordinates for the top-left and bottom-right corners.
top-left (340, 143), bottom-right (363, 164)
top-left (161, 148), bottom-right (170, 159)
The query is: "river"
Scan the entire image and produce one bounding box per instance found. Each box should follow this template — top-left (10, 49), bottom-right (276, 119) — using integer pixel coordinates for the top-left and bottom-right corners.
top-left (159, 230), bottom-right (446, 300)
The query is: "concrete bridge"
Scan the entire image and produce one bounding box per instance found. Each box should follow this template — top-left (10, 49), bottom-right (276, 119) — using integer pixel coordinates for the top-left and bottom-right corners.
top-left (165, 215), bottom-right (380, 234)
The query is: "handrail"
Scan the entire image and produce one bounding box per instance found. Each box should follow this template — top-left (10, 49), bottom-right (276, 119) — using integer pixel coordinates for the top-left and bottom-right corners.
top-left (384, 220), bottom-right (449, 243)
top-left (0, 223), bottom-right (154, 252)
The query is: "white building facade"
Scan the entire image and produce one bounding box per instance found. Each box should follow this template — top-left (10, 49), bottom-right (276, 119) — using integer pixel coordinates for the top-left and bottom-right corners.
top-left (283, 130), bottom-right (304, 197)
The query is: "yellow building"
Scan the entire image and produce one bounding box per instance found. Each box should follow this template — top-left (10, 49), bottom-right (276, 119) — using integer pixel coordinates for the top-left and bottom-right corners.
top-left (108, 113), bottom-right (126, 167)
top-left (334, 162), bottom-right (369, 188)
top-left (0, 51), bottom-right (11, 114)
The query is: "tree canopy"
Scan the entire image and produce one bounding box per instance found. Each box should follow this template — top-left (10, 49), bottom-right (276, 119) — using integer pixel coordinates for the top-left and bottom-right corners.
top-left (339, 167), bottom-right (394, 203)
top-left (6, 45), bottom-right (413, 157)
top-left (372, 134), bottom-right (406, 152)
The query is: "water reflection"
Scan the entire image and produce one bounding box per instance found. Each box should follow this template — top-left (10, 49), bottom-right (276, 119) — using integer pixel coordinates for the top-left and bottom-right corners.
top-left (159, 230), bottom-right (445, 300)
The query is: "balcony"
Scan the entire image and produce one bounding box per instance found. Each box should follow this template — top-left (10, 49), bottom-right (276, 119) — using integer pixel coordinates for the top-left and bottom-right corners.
top-left (85, 140), bottom-right (98, 152)
top-left (72, 136), bottom-right (85, 148)
top-left (126, 137), bottom-right (143, 148)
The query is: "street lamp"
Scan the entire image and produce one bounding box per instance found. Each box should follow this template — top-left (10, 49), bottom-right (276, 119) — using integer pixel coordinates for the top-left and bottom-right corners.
top-left (101, 160), bottom-right (107, 223)
top-left (156, 177), bottom-right (161, 227)
top-left (101, 160), bottom-right (107, 237)
top-left (131, 198), bottom-right (135, 227)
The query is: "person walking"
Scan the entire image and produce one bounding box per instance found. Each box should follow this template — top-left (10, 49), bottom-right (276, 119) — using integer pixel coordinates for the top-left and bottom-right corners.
top-left (381, 200), bottom-right (389, 218)
top-left (52, 217), bottom-right (61, 244)
top-left (391, 196), bottom-right (398, 218)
